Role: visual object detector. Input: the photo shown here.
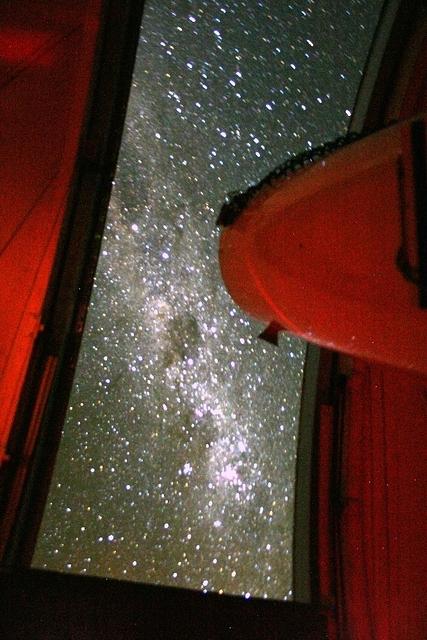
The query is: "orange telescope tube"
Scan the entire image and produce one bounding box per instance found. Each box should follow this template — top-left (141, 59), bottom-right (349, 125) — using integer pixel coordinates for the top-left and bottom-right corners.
top-left (219, 116), bottom-right (427, 374)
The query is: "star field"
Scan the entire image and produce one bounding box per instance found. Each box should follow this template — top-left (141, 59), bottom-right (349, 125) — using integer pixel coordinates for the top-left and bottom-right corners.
top-left (33, 0), bottom-right (382, 600)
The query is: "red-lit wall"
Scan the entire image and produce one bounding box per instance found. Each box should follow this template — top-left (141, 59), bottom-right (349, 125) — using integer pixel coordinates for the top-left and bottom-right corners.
top-left (0, 1), bottom-right (102, 464)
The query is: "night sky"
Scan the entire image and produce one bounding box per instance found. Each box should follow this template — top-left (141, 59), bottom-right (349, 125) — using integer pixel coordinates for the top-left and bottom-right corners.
top-left (33, 0), bottom-right (381, 600)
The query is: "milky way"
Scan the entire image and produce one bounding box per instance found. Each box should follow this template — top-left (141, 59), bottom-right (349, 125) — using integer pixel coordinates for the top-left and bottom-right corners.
top-left (33, 0), bottom-right (382, 600)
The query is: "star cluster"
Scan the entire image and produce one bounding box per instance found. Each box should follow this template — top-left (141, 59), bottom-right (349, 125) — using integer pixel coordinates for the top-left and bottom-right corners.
top-left (33, 0), bottom-right (382, 600)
